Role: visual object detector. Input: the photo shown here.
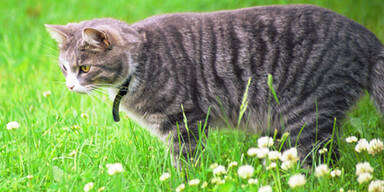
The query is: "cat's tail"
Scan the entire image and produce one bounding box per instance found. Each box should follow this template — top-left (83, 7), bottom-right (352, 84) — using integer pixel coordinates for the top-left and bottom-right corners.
top-left (369, 48), bottom-right (384, 113)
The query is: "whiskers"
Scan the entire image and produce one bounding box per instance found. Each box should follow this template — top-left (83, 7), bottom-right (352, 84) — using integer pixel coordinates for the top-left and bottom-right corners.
top-left (86, 84), bottom-right (105, 94)
top-left (87, 88), bottom-right (109, 105)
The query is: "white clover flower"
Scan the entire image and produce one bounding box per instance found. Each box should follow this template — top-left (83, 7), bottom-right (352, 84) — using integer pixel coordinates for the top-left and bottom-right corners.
top-left (71, 125), bottom-right (80, 130)
top-left (315, 164), bottom-right (329, 177)
top-left (357, 173), bottom-right (373, 184)
top-left (248, 178), bottom-right (258, 185)
top-left (211, 177), bottom-right (219, 183)
top-left (356, 162), bottom-right (374, 176)
top-left (268, 151), bottom-right (281, 161)
top-left (159, 172), bottom-right (171, 181)
top-left (211, 177), bottom-right (225, 184)
top-left (106, 163), bottom-right (124, 175)
top-left (355, 139), bottom-right (369, 153)
top-left (213, 165), bottom-right (226, 175)
top-left (188, 179), bottom-right (200, 186)
top-left (209, 163), bottom-right (218, 169)
top-left (228, 161), bottom-right (238, 168)
top-left (280, 148), bottom-right (299, 163)
top-left (288, 174), bottom-right (306, 188)
top-left (319, 148), bottom-right (328, 154)
top-left (224, 175), bottom-right (231, 180)
top-left (256, 148), bottom-right (270, 159)
top-left (26, 175), bottom-right (33, 179)
top-left (368, 180), bottom-right (384, 192)
top-left (69, 150), bottom-right (77, 156)
top-left (201, 181), bottom-right (208, 188)
top-left (368, 139), bottom-right (384, 155)
top-left (83, 182), bottom-right (94, 192)
top-left (81, 113), bottom-right (89, 119)
top-left (248, 147), bottom-right (269, 158)
top-left (176, 183), bottom-right (185, 192)
top-left (237, 165), bottom-right (254, 179)
top-left (339, 188), bottom-right (344, 192)
top-left (6, 121), bottom-right (20, 130)
top-left (281, 161), bottom-right (295, 170)
top-left (346, 136), bottom-right (358, 143)
top-left (266, 162), bottom-right (277, 170)
top-left (258, 136), bottom-right (274, 148)
top-left (330, 169), bottom-right (342, 177)
top-left (247, 147), bottom-right (258, 157)
top-left (217, 179), bottom-right (225, 184)
top-left (43, 90), bottom-right (52, 97)
top-left (280, 148), bottom-right (298, 170)
top-left (258, 185), bottom-right (272, 192)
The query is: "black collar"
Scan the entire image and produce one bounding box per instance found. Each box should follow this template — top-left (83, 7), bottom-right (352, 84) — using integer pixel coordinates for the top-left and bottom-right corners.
top-left (112, 76), bottom-right (132, 122)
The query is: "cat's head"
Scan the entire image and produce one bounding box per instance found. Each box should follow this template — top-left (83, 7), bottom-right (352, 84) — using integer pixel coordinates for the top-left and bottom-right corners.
top-left (46, 18), bottom-right (144, 94)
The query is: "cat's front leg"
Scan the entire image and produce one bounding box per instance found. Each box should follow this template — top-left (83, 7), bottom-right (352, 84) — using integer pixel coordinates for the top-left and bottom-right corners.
top-left (166, 117), bottom-right (208, 168)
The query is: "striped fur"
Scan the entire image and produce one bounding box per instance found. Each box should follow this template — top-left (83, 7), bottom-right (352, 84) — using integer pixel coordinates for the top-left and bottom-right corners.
top-left (47, 5), bottom-right (384, 163)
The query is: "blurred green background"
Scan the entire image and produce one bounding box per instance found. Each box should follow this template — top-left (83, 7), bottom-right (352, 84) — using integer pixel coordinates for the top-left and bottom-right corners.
top-left (0, 0), bottom-right (383, 191)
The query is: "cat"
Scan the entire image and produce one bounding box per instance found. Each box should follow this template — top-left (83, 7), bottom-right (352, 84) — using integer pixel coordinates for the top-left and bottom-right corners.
top-left (46, 4), bottom-right (384, 165)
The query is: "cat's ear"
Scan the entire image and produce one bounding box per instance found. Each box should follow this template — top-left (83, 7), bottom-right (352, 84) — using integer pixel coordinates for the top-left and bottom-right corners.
top-left (45, 24), bottom-right (70, 47)
top-left (83, 26), bottom-right (143, 49)
top-left (82, 27), bottom-right (112, 48)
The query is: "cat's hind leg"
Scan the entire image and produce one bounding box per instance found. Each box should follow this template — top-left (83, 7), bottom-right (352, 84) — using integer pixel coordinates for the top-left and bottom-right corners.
top-left (282, 93), bottom-right (359, 164)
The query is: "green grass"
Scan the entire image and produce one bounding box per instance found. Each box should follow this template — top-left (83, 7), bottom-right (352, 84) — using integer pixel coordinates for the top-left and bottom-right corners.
top-left (1, 0), bottom-right (384, 191)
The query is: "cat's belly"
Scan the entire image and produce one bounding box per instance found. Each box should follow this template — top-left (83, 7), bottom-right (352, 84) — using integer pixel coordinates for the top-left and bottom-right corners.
top-left (209, 108), bottom-right (281, 134)
top-left (107, 88), bottom-right (170, 141)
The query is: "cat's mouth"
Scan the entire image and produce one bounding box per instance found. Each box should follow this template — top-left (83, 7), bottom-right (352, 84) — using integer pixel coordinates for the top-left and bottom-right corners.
top-left (68, 85), bottom-right (96, 94)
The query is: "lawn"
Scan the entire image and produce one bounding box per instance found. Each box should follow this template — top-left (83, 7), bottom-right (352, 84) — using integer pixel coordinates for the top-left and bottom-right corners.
top-left (0, 0), bottom-right (383, 191)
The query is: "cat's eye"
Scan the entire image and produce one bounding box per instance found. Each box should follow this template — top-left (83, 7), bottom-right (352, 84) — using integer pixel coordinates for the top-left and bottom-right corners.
top-left (80, 65), bottom-right (91, 73)
top-left (62, 65), bottom-right (67, 71)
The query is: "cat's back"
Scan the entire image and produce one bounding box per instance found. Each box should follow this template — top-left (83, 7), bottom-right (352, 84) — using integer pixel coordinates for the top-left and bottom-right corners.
top-left (132, 4), bottom-right (381, 54)
top-left (134, 4), bottom-right (324, 23)
top-left (132, 5), bottom-right (369, 32)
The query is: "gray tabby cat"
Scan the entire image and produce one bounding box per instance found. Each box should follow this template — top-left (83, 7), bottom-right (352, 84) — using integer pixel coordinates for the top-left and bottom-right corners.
top-left (46, 5), bottom-right (384, 164)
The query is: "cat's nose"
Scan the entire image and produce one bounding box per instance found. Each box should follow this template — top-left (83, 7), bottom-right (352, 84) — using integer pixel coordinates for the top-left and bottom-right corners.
top-left (67, 85), bottom-right (75, 90)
